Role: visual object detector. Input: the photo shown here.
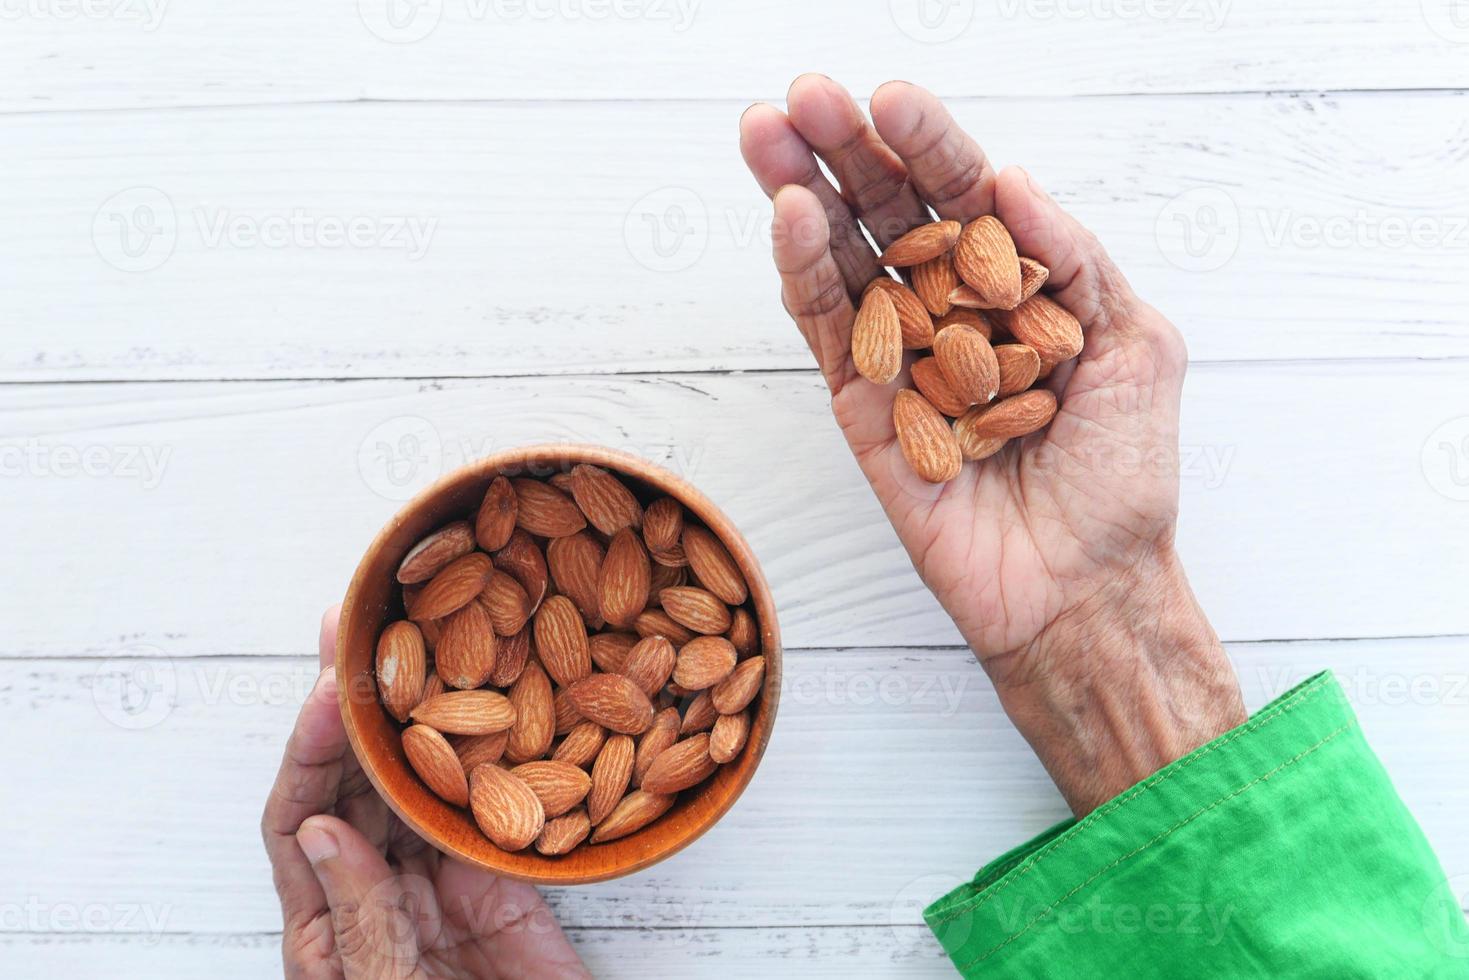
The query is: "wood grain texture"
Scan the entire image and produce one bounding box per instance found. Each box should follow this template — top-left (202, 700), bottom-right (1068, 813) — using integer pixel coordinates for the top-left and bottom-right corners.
top-left (1, 366), bottom-right (1465, 658)
top-left (4, 94), bottom-right (1468, 382)
top-left (2, 639), bottom-right (1464, 939)
top-left (1, 1), bottom-right (1465, 111)
top-left (0, 928), bottom-right (954, 977)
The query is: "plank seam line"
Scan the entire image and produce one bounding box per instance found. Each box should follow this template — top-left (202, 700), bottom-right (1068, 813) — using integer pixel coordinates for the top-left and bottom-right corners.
top-left (0, 88), bottom-right (1465, 118)
top-left (2, 354), bottom-right (1468, 387)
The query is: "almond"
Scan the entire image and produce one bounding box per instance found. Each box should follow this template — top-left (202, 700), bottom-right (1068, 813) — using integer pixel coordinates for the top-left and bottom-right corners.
top-left (552, 720), bottom-right (607, 769)
top-left (633, 707), bottom-right (680, 787)
top-left (658, 586), bottom-right (731, 635)
top-left (673, 636), bottom-right (737, 690)
top-left (990, 294), bottom-right (1083, 363)
top-left (727, 608), bottom-right (759, 659)
top-left (911, 252), bottom-right (957, 316)
top-left (679, 691), bottom-right (717, 735)
top-left (1017, 256), bottom-right (1049, 302)
top-left (911, 356), bottom-right (973, 417)
top-left (955, 431), bottom-right (1009, 461)
top-left (407, 552), bottom-right (493, 622)
top-left (415, 610), bottom-right (441, 652)
top-left (877, 219), bottom-right (961, 267)
top-left (487, 627), bottom-right (532, 688)
top-left (650, 540), bottom-right (689, 567)
top-left (619, 635), bottom-right (677, 698)
top-left (436, 599), bottom-right (497, 690)
top-left (492, 529), bottom-right (549, 612)
top-left (376, 620), bottom-right (426, 723)
top-left (512, 479), bottom-right (586, 538)
top-left (953, 216), bottom-right (1021, 309)
top-left (648, 561), bottom-right (688, 599)
top-left (936, 308), bottom-right (993, 340)
top-left (709, 710), bottom-right (750, 764)
top-left (535, 808), bottom-right (591, 856)
top-left (402, 724), bottom-right (470, 806)
top-left (947, 283), bottom-right (993, 310)
top-left (893, 389), bottom-right (963, 483)
top-left (642, 733), bottom-right (717, 795)
top-left (546, 532), bottom-right (605, 626)
top-left (994, 343), bottom-right (1042, 397)
top-left (570, 464), bottom-right (643, 535)
top-left (534, 595), bottom-right (592, 688)
top-left (864, 277), bottom-right (935, 349)
top-left (634, 608), bottom-right (697, 647)
top-left (548, 470), bottom-right (576, 493)
top-left (469, 764), bottom-right (544, 852)
top-left (642, 497), bottom-right (684, 555)
top-left (955, 389), bottom-right (1058, 441)
top-left (504, 661), bottom-right (554, 764)
top-left (452, 730), bottom-right (509, 773)
top-left (934, 323), bottom-right (1000, 405)
top-left (590, 790), bottom-right (675, 843)
top-left (410, 690), bottom-right (516, 735)
top-left (681, 526), bottom-right (748, 606)
top-left (851, 286), bottom-right (902, 385)
top-left (568, 673), bottom-right (655, 735)
top-left (599, 528), bottom-right (651, 628)
top-left (553, 687), bottom-right (584, 735)
top-left (417, 669), bottom-right (446, 708)
top-left (587, 733), bottom-right (636, 824)
top-left (589, 631), bottom-right (638, 673)
top-left (397, 521), bottom-right (475, 585)
top-left (475, 476), bottom-right (518, 553)
top-left (711, 655), bottom-right (765, 715)
top-left (510, 760), bottom-right (592, 818)
top-left (479, 571), bottom-right (531, 637)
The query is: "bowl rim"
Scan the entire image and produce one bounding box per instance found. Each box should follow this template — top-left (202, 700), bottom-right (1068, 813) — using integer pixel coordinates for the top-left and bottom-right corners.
top-left (336, 443), bottom-right (782, 885)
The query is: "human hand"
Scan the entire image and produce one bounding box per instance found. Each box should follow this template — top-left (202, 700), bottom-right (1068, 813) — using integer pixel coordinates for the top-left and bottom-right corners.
top-left (261, 606), bottom-right (590, 979)
top-left (740, 75), bottom-right (1245, 814)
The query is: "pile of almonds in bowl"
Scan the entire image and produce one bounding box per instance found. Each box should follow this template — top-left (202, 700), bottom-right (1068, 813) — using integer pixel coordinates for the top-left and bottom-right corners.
top-left (373, 464), bottom-right (768, 858)
top-left (851, 216), bottom-right (1084, 483)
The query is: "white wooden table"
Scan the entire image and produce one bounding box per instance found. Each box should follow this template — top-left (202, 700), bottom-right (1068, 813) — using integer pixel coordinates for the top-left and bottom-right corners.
top-left (3, 3), bottom-right (1467, 975)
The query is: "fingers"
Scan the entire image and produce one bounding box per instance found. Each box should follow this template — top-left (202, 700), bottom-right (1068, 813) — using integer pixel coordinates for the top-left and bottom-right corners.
top-left (870, 80), bottom-right (996, 222)
top-left (263, 666), bottom-right (347, 939)
top-left (296, 815), bottom-right (421, 975)
top-left (436, 861), bottom-right (593, 978)
top-left (318, 603), bottom-right (340, 670)
top-left (785, 73), bottom-right (930, 248)
top-left (740, 102), bottom-right (882, 296)
top-left (771, 184), bottom-right (857, 389)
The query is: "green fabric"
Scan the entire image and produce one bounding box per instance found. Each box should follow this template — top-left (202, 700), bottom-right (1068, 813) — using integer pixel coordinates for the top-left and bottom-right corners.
top-left (925, 671), bottom-right (1469, 977)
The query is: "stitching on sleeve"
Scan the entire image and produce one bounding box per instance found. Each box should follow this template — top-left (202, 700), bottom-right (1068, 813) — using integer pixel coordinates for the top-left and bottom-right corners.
top-left (957, 718), bottom-right (1357, 970)
top-left (931, 677), bottom-right (1331, 927)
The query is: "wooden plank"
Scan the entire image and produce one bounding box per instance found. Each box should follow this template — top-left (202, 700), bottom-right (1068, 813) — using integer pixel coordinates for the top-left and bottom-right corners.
top-left (2, 1), bottom-right (1466, 111)
top-left (1, 365), bottom-right (1465, 656)
top-left (2, 639), bottom-right (1464, 937)
top-left (3, 94), bottom-right (1468, 382)
top-left (0, 927), bottom-right (954, 977)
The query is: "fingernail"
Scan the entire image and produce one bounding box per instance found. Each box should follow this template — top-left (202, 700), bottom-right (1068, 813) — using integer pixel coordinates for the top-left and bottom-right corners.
top-left (315, 666), bottom-right (337, 699)
top-left (297, 822), bottom-right (338, 866)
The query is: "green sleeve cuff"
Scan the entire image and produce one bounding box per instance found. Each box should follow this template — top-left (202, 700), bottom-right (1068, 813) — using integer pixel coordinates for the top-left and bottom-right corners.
top-left (925, 671), bottom-right (1469, 977)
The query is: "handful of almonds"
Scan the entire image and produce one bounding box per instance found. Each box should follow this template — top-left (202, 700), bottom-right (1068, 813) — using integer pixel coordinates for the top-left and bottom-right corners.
top-left (374, 466), bottom-right (766, 857)
top-left (851, 216), bottom-right (1084, 483)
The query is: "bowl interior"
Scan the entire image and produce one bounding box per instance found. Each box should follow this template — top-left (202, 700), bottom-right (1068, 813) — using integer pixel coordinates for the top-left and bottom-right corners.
top-left (337, 445), bottom-right (781, 884)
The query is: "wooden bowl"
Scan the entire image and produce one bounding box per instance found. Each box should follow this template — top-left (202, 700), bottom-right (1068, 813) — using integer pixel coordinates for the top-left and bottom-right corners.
top-left (337, 445), bottom-right (781, 885)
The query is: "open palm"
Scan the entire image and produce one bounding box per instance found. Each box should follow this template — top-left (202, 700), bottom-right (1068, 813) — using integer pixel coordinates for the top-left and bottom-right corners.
top-left (262, 608), bottom-right (590, 979)
top-left (740, 76), bottom-right (1194, 680)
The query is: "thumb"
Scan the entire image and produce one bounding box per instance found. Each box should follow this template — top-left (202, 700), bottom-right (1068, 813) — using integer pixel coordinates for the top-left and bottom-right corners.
top-left (296, 815), bottom-right (425, 977)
